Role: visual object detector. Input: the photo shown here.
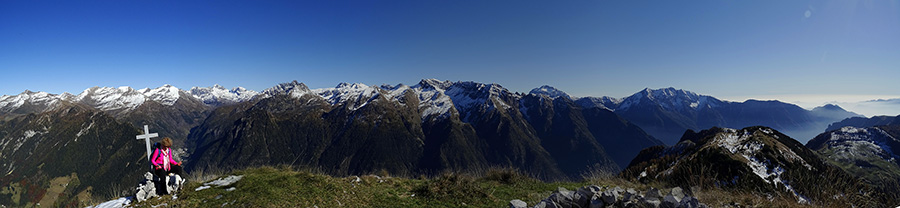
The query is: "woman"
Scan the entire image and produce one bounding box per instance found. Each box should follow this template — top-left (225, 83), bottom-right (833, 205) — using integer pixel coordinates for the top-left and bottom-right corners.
top-left (151, 137), bottom-right (184, 178)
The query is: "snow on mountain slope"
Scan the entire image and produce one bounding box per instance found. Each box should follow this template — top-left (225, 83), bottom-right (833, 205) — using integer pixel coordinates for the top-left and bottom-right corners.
top-left (190, 84), bottom-right (259, 106)
top-left (0, 90), bottom-right (72, 113)
top-left (529, 85), bottom-right (571, 99)
top-left (710, 127), bottom-right (812, 203)
top-left (444, 81), bottom-right (517, 122)
top-left (313, 83), bottom-right (381, 110)
top-left (261, 80), bottom-right (314, 99)
top-left (76, 86), bottom-right (148, 111)
top-left (409, 80), bottom-right (455, 120)
top-left (258, 79), bottom-right (517, 122)
top-left (617, 87), bottom-right (720, 112)
top-left (140, 84), bottom-right (181, 105)
top-left (816, 126), bottom-right (899, 162)
top-left (1, 84), bottom-right (261, 115)
top-left (574, 96), bottom-right (620, 111)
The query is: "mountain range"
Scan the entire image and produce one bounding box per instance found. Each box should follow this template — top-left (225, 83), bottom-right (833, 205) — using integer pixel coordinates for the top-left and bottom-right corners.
top-left (186, 80), bottom-right (661, 180)
top-left (0, 79), bottom-right (873, 207)
top-left (0, 80), bottom-right (660, 206)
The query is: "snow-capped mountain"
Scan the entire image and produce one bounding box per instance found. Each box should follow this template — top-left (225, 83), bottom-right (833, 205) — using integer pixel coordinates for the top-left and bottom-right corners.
top-left (190, 84), bottom-right (258, 106)
top-left (258, 79), bottom-right (519, 122)
top-left (0, 90), bottom-right (73, 114)
top-left (529, 85), bottom-right (571, 100)
top-left (261, 80), bottom-right (311, 99)
top-left (76, 86), bottom-right (149, 112)
top-left (616, 87), bottom-right (723, 112)
top-left (0, 84), bottom-right (258, 115)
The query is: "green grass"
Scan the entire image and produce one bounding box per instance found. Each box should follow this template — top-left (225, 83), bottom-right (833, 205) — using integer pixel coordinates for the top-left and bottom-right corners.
top-left (129, 166), bottom-right (595, 208)
top-left (123, 165), bottom-right (865, 208)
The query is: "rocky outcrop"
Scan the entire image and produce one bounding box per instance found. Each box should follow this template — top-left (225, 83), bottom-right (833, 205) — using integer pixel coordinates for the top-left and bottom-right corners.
top-left (510, 186), bottom-right (706, 208)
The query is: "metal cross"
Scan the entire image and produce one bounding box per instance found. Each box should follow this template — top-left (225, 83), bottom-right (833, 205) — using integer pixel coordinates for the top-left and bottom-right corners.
top-left (135, 125), bottom-right (159, 161)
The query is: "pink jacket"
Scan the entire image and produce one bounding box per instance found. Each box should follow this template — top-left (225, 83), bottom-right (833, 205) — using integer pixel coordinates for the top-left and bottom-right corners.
top-left (151, 147), bottom-right (179, 171)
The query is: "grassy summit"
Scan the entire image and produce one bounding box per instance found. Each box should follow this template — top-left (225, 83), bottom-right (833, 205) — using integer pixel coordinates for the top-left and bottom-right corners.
top-left (131, 166), bottom-right (594, 207)
top-left (122, 165), bottom-right (849, 208)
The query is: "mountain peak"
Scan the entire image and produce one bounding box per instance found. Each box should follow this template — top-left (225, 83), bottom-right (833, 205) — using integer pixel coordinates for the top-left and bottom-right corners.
top-left (417, 79), bottom-right (453, 90)
top-left (190, 84), bottom-right (259, 106)
top-left (812, 104), bottom-right (844, 111)
top-left (529, 85), bottom-right (571, 99)
top-left (142, 84), bottom-right (182, 105)
top-left (335, 82), bottom-right (370, 90)
top-left (638, 87), bottom-right (698, 99)
top-left (264, 81), bottom-right (310, 96)
top-left (618, 87), bottom-right (707, 112)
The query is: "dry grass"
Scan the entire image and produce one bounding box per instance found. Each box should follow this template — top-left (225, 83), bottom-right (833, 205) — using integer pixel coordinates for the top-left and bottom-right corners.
top-left (185, 164), bottom-right (227, 185)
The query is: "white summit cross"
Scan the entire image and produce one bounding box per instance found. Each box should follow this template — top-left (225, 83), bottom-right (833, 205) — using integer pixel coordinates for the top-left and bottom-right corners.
top-left (136, 125), bottom-right (159, 161)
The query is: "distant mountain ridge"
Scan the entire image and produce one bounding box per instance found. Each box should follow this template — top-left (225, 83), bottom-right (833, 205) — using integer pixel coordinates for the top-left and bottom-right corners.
top-left (576, 87), bottom-right (861, 144)
top-left (825, 114), bottom-right (899, 132)
top-left (1, 84), bottom-right (862, 146)
top-left (0, 84), bottom-right (258, 116)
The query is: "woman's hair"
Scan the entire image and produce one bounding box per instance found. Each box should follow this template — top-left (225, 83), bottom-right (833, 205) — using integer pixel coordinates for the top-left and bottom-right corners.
top-left (161, 137), bottom-right (173, 148)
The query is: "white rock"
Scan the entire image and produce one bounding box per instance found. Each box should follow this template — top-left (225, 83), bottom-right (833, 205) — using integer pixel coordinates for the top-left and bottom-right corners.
top-left (509, 199), bottom-right (527, 208)
top-left (204, 175), bottom-right (243, 187)
top-left (670, 187), bottom-right (685, 201)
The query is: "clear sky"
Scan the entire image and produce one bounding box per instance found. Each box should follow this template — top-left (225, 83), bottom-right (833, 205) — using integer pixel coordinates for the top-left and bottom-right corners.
top-left (2, 1), bottom-right (899, 115)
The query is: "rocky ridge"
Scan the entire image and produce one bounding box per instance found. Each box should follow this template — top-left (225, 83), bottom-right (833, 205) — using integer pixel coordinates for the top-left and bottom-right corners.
top-left (623, 126), bottom-right (887, 206)
top-left (806, 125), bottom-right (900, 186)
top-left (510, 186), bottom-right (706, 208)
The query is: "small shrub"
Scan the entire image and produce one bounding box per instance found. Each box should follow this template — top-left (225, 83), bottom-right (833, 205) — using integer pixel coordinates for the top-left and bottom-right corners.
top-left (412, 172), bottom-right (492, 202)
top-left (482, 167), bottom-right (529, 185)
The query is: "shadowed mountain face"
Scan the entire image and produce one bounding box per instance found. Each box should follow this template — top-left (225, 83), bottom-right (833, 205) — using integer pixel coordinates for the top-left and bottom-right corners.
top-left (0, 103), bottom-right (146, 207)
top-left (622, 126), bottom-right (891, 206)
top-left (187, 80), bottom-right (662, 180)
top-left (577, 88), bottom-right (861, 145)
top-left (519, 93), bottom-right (661, 172)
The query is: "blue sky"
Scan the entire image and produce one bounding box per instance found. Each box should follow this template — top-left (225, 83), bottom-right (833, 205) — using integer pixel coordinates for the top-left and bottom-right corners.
top-left (2, 1), bottom-right (899, 115)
